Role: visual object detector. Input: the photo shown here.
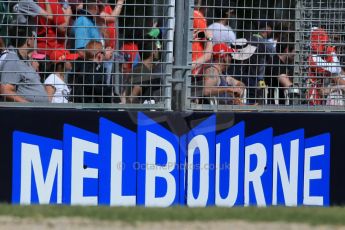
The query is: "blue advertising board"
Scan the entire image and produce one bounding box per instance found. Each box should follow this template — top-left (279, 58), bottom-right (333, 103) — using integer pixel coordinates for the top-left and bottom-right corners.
top-left (7, 111), bottom-right (331, 207)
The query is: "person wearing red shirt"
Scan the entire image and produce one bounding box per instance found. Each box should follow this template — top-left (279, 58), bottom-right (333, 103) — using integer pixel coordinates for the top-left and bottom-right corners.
top-left (307, 27), bottom-right (341, 105)
top-left (98, 0), bottom-right (125, 83)
top-left (36, 0), bottom-right (72, 55)
top-left (192, 9), bottom-right (213, 76)
top-left (99, 0), bottom-right (125, 50)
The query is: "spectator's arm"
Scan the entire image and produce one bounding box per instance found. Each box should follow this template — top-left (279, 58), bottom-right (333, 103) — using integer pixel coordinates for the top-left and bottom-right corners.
top-left (129, 86), bottom-right (141, 103)
top-left (227, 76), bottom-right (246, 96)
top-left (203, 67), bottom-right (220, 96)
top-left (112, 0), bottom-right (125, 17)
top-left (104, 46), bottom-right (114, 61)
top-left (203, 67), bottom-right (240, 97)
top-left (192, 30), bottom-right (213, 73)
top-left (332, 76), bottom-right (345, 86)
top-left (44, 85), bottom-right (55, 102)
top-left (76, 50), bottom-right (85, 59)
top-left (100, 0), bottom-right (125, 23)
top-left (18, 0), bottom-right (53, 20)
top-left (0, 84), bottom-right (28, 102)
top-left (278, 74), bottom-right (293, 87)
top-left (39, 5), bottom-right (54, 20)
top-left (47, 0), bottom-right (69, 34)
top-left (61, 6), bottom-right (72, 30)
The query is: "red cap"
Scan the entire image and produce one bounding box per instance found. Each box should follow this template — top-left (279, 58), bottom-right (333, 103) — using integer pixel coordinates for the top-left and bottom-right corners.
top-left (120, 42), bottom-right (140, 72)
top-left (193, 10), bottom-right (207, 31)
top-left (49, 50), bottom-right (79, 63)
top-left (121, 42), bottom-right (139, 62)
top-left (213, 43), bottom-right (235, 59)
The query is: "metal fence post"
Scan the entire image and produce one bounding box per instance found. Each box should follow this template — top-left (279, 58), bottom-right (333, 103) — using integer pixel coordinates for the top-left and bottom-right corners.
top-left (171, 0), bottom-right (191, 111)
top-left (294, 0), bottom-right (302, 104)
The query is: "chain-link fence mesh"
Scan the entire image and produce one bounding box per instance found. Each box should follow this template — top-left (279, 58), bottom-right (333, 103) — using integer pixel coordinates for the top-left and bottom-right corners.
top-left (185, 0), bottom-right (345, 111)
top-left (0, 0), bottom-right (345, 111)
top-left (0, 0), bottom-right (174, 109)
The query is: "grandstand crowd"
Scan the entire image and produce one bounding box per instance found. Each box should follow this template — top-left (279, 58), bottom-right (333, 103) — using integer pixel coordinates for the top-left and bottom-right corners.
top-left (0, 0), bottom-right (344, 106)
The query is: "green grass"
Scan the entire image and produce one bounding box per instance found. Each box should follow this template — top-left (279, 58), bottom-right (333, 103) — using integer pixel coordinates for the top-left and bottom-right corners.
top-left (0, 205), bottom-right (345, 225)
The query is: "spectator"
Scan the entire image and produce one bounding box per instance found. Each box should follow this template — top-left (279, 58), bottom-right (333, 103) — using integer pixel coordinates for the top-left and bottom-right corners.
top-left (98, 0), bottom-right (125, 84)
top-left (265, 36), bottom-right (296, 105)
top-left (251, 20), bottom-right (275, 55)
top-left (241, 21), bottom-right (275, 104)
top-left (73, 0), bottom-right (116, 83)
top-left (27, 51), bottom-right (50, 84)
top-left (13, 0), bottom-right (53, 19)
top-left (0, 0), bottom-right (53, 47)
top-left (72, 40), bottom-right (114, 103)
top-left (120, 29), bottom-right (142, 74)
top-left (68, 0), bottom-right (83, 13)
top-left (227, 38), bottom-right (258, 104)
top-left (36, 0), bottom-right (72, 56)
top-left (267, 22), bottom-right (292, 52)
top-left (128, 39), bottom-right (161, 104)
top-left (307, 27), bottom-right (341, 105)
top-left (325, 56), bottom-right (345, 106)
top-left (251, 20), bottom-right (275, 66)
top-left (192, 9), bottom-right (213, 75)
top-left (207, 0), bottom-right (237, 45)
top-left (119, 27), bottom-right (160, 75)
top-left (202, 43), bottom-right (245, 104)
top-left (0, 23), bottom-right (49, 102)
top-left (73, 0), bottom-right (104, 58)
top-left (44, 50), bottom-right (79, 103)
top-left (99, 0), bottom-right (125, 50)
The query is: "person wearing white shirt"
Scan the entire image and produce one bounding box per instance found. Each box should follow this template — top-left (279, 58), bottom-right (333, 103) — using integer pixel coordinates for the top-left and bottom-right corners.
top-left (44, 50), bottom-right (79, 103)
top-left (45, 73), bottom-right (70, 103)
top-left (207, 1), bottom-right (236, 45)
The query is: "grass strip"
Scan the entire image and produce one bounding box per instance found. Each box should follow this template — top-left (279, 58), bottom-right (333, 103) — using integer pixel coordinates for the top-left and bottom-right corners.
top-left (0, 205), bottom-right (344, 225)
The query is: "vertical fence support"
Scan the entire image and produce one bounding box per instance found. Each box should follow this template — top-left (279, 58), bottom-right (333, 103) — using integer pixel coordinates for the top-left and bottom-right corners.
top-left (294, 0), bottom-right (302, 98)
top-left (164, 0), bottom-right (175, 110)
top-left (171, 0), bottom-right (191, 111)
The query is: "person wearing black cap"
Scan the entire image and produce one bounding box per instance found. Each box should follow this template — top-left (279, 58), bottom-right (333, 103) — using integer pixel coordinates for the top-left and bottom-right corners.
top-left (0, 23), bottom-right (49, 102)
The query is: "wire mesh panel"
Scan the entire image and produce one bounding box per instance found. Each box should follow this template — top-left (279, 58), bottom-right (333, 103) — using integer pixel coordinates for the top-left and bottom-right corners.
top-left (1, 0), bottom-right (345, 111)
top-left (185, 0), bottom-right (345, 111)
top-left (0, 0), bottom-right (174, 110)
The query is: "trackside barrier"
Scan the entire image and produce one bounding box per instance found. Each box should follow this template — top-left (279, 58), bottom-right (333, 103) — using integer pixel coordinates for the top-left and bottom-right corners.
top-left (9, 111), bottom-right (330, 206)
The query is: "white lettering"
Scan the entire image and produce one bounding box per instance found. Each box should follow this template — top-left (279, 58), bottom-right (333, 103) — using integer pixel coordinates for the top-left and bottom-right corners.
top-left (303, 145), bottom-right (324, 206)
top-left (215, 135), bottom-right (240, 207)
top-left (187, 135), bottom-right (209, 207)
top-left (71, 137), bottom-right (98, 205)
top-left (20, 143), bottom-right (62, 204)
top-left (244, 143), bottom-right (267, 206)
top-left (110, 134), bottom-right (136, 206)
top-left (145, 131), bottom-right (176, 207)
top-left (272, 139), bottom-right (299, 206)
